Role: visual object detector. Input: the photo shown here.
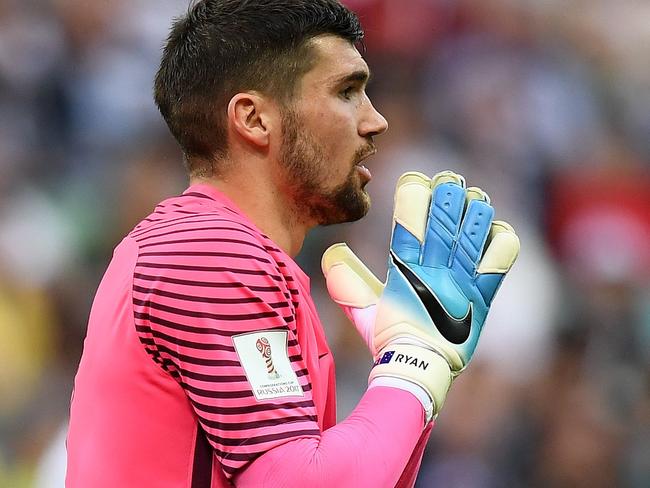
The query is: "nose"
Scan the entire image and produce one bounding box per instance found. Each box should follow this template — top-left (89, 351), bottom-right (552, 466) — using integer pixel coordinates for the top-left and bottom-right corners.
top-left (359, 100), bottom-right (388, 138)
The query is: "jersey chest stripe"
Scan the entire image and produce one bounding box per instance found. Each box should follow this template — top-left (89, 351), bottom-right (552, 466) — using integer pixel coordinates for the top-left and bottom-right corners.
top-left (138, 250), bottom-right (272, 264)
top-left (190, 398), bottom-right (315, 416)
top-left (134, 298), bottom-right (281, 321)
top-left (183, 380), bottom-right (312, 399)
top-left (135, 326), bottom-right (236, 352)
top-left (181, 381), bottom-right (253, 399)
top-left (137, 324), bottom-right (300, 351)
top-left (211, 429), bottom-right (321, 455)
top-left (132, 215), bottom-right (259, 239)
top-left (134, 272), bottom-right (283, 292)
top-left (155, 344), bottom-right (240, 367)
top-left (139, 237), bottom-right (267, 252)
top-left (134, 312), bottom-right (288, 336)
top-left (201, 414), bottom-right (318, 433)
top-left (174, 366), bottom-right (307, 384)
top-left (133, 284), bottom-right (265, 305)
top-left (136, 262), bottom-right (287, 281)
top-left (135, 225), bottom-right (258, 244)
top-left (208, 426), bottom-right (320, 449)
top-left (215, 429), bottom-right (320, 467)
top-left (181, 369), bottom-right (248, 383)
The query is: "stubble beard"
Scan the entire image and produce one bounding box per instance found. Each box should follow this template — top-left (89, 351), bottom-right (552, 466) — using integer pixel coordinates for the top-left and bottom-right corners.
top-left (279, 109), bottom-right (371, 226)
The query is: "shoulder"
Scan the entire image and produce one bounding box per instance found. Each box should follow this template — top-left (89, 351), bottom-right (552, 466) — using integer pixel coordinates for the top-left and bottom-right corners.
top-left (125, 192), bottom-right (301, 295)
top-left (129, 205), bottom-right (298, 289)
top-left (130, 198), bottom-right (270, 256)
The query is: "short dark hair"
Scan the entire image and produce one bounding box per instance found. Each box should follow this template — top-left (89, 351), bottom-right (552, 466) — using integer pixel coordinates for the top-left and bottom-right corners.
top-left (154, 0), bottom-right (363, 175)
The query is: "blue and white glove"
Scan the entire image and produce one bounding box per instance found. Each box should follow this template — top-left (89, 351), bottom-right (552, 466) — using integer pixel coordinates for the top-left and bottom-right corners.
top-left (322, 171), bottom-right (519, 419)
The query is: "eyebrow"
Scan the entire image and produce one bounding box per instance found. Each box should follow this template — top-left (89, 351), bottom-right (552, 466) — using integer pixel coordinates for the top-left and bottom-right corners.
top-left (334, 69), bottom-right (371, 86)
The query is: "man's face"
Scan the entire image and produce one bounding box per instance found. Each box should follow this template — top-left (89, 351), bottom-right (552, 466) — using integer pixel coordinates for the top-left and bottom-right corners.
top-left (278, 35), bottom-right (388, 226)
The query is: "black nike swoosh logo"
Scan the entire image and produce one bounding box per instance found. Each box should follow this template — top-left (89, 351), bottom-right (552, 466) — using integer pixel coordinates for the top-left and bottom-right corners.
top-left (390, 251), bottom-right (472, 344)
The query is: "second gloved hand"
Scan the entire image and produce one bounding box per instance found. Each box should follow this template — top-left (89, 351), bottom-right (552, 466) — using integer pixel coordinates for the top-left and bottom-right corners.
top-left (322, 171), bottom-right (519, 419)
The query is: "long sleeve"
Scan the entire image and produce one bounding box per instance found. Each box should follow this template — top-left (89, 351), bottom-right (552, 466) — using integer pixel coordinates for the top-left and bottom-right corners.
top-left (236, 386), bottom-right (426, 488)
top-left (395, 423), bottom-right (433, 488)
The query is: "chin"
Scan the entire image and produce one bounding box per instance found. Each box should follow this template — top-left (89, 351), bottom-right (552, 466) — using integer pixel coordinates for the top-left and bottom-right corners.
top-left (346, 193), bottom-right (371, 222)
top-left (318, 188), bottom-right (370, 226)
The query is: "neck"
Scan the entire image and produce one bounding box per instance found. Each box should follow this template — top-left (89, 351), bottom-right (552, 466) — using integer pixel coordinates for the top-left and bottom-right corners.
top-left (190, 164), bottom-right (314, 258)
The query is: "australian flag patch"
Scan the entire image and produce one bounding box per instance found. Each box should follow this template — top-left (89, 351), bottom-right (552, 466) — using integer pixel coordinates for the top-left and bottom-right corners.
top-left (375, 350), bottom-right (396, 366)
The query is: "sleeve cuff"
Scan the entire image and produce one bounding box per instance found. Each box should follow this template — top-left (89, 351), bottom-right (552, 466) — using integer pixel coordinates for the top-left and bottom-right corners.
top-left (368, 377), bottom-right (434, 425)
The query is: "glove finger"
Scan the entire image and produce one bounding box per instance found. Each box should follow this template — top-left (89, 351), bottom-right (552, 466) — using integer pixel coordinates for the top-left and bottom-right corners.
top-left (451, 188), bottom-right (495, 276)
top-left (465, 186), bottom-right (490, 206)
top-left (475, 220), bottom-right (520, 304)
top-left (477, 220), bottom-right (519, 273)
top-left (431, 170), bottom-right (466, 189)
top-left (421, 171), bottom-right (467, 268)
top-left (390, 172), bottom-right (431, 264)
top-left (322, 243), bottom-right (383, 308)
top-left (322, 243), bottom-right (383, 351)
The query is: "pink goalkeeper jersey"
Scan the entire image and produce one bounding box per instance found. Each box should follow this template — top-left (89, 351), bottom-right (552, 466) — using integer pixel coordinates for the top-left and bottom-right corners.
top-left (67, 184), bottom-right (430, 487)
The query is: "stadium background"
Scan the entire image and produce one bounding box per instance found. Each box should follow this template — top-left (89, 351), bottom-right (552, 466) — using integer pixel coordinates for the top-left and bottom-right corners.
top-left (1, 0), bottom-right (649, 486)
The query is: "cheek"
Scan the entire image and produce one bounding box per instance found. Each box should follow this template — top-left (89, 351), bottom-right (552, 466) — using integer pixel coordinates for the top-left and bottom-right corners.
top-left (302, 101), bottom-right (359, 177)
top-left (315, 113), bottom-right (356, 159)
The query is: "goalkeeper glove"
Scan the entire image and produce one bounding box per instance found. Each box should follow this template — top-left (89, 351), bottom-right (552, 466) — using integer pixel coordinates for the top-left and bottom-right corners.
top-left (322, 171), bottom-right (519, 420)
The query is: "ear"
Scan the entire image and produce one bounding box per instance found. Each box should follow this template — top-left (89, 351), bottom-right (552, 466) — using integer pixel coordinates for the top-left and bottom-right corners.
top-left (227, 92), bottom-right (276, 148)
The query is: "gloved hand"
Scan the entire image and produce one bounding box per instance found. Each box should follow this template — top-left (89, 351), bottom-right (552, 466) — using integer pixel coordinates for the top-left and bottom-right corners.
top-left (322, 171), bottom-right (519, 418)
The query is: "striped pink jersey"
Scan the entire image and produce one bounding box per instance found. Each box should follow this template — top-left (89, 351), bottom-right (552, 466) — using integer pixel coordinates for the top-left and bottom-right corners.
top-left (66, 185), bottom-right (336, 487)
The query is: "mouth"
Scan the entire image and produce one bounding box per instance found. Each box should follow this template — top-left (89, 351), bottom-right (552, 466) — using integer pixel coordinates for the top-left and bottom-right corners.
top-left (354, 149), bottom-right (377, 184)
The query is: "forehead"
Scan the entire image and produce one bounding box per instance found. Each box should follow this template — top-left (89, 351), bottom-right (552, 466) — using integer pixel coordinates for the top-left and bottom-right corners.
top-left (301, 34), bottom-right (369, 87)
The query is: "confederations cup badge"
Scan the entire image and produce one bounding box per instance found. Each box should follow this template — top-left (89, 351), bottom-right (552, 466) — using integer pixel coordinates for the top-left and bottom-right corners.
top-left (256, 337), bottom-right (280, 379)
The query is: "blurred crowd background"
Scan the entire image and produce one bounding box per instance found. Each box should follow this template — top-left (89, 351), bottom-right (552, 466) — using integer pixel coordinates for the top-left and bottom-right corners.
top-left (1, 0), bottom-right (648, 486)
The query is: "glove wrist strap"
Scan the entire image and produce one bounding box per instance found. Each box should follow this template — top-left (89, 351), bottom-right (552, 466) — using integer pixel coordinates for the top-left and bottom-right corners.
top-left (369, 344), bottom-right (452, 416)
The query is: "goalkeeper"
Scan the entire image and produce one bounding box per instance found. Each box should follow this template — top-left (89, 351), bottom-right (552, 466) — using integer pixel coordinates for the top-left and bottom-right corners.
top-left (66, 1), bottom-right (519, 487)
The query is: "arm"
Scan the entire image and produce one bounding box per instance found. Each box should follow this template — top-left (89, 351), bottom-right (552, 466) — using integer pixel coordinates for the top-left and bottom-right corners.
top-left (236, 387), bottom-right (425, 487)
top-left (132, 219), bottom-right (322, 478)
top-left (238, 170), bottom-right (519, 487)
top-left (395, 423), bottom-right (433, 488)
top-left (318, 171), bottom-right (520, 487)
top-left (133, 216), bottom-right (428, 485)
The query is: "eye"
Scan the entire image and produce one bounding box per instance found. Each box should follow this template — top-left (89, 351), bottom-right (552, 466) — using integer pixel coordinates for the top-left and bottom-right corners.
top-left (340, 86), bottom-right (355, 100)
